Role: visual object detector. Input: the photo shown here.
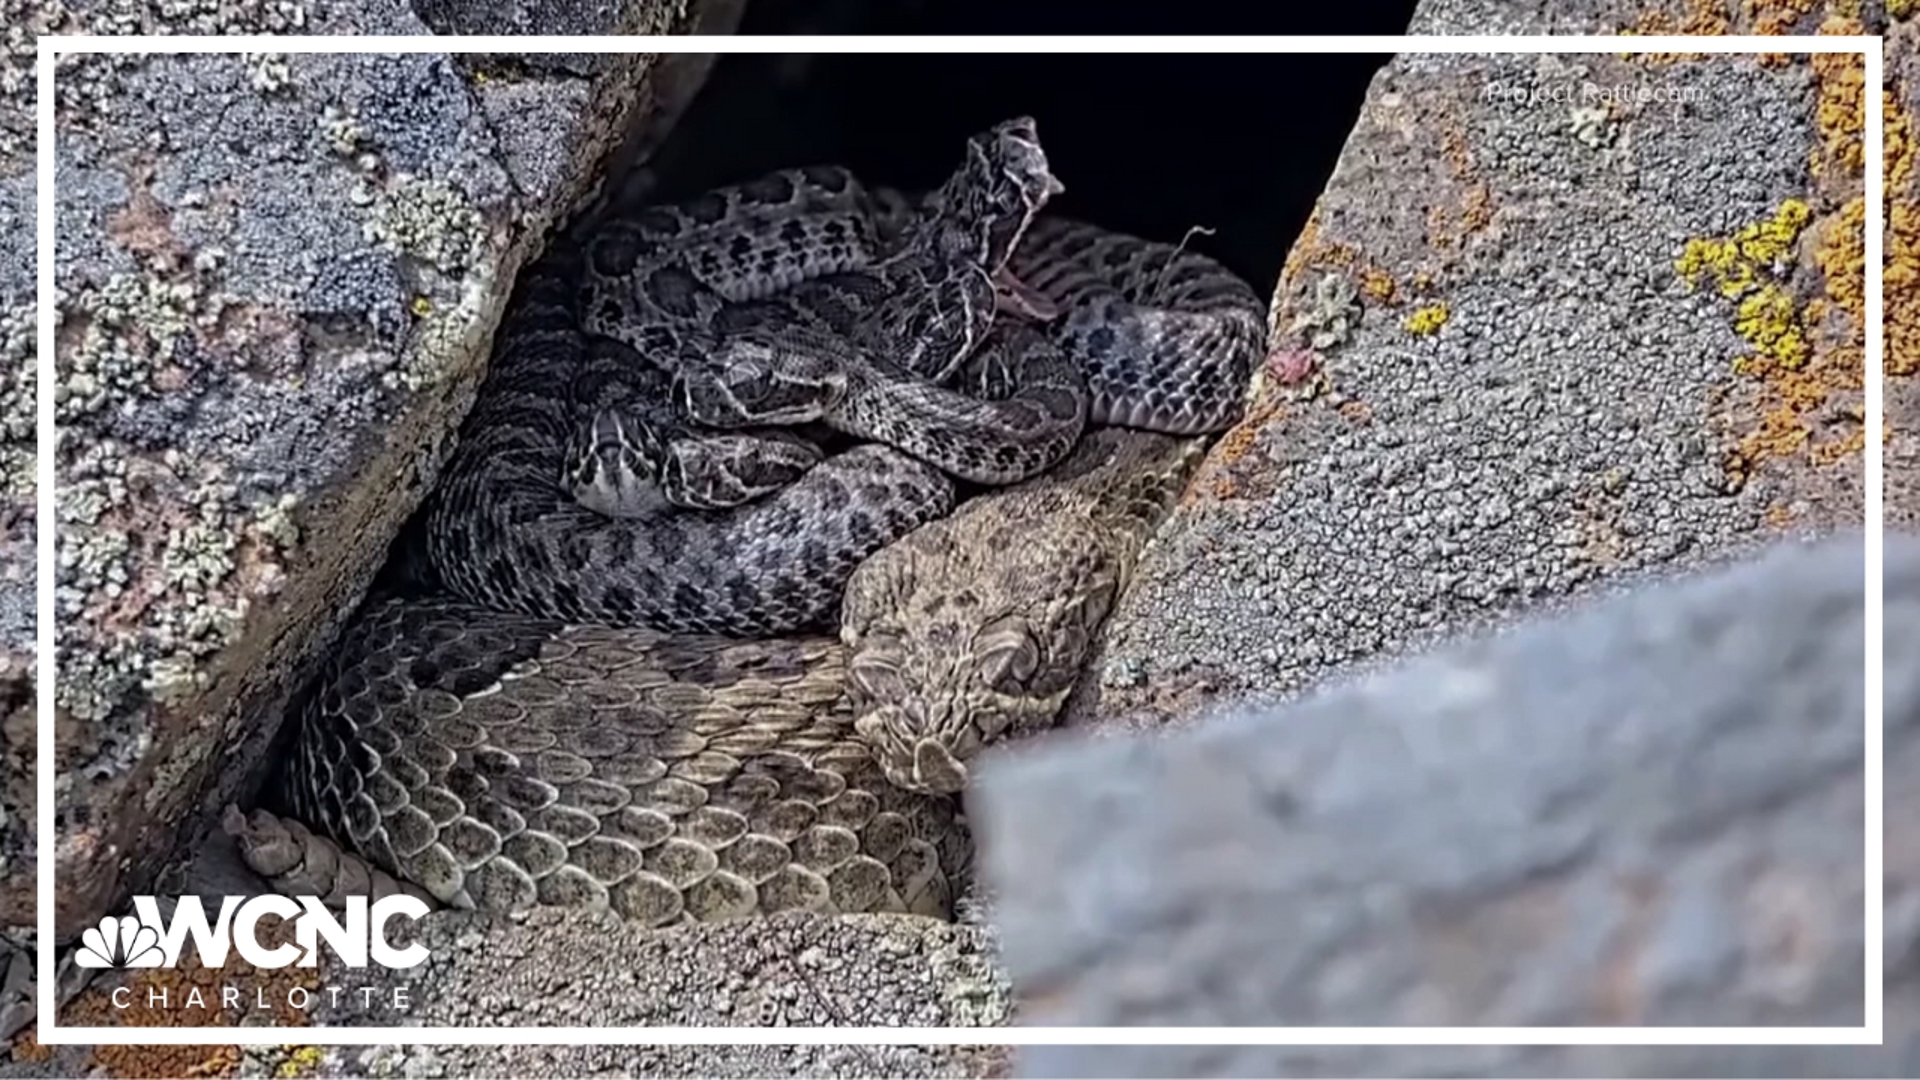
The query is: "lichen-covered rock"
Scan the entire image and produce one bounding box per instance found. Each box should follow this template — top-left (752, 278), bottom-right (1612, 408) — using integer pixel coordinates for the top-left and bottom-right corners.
top-left (0, 0), bottom-right (47, 948)
top-left (1882, 6), bottom-right (1920, 525)
top-left (40, 7), bottom-right (687, 941)
top-left (1075, 32), bottom-right (1869, 732)
top-left (975, 531), bottom-right (1891, 1066)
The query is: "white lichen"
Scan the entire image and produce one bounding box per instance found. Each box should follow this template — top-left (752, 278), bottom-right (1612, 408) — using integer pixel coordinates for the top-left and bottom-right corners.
top-left (54, 271), bottom-right (207, 422)
top-left (1288, 273), bottom-right (1363, 351)
top-left (36, 2), bottom-right (311, 138)
top-left (251, 492), bottom-right (301, 549)
top-left (0, 303), bottom-right (36, 499)
top-left (386, 250), bottom-right (496, 393)
top-left (364, 173), bottom-right (486, 277)
top-left (244, 51), bottom-right (290, 95)
top-left (53, 439), bottom-right (267, 723)
top-left (320, 103), bottom-right (366, 157)
top-left (1568, 104), bottom-right (1619, 149)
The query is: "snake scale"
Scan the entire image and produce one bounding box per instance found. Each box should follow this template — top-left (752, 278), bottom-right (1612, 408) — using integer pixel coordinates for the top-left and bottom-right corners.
top-left (229, 118), bottom-right (1268, 926)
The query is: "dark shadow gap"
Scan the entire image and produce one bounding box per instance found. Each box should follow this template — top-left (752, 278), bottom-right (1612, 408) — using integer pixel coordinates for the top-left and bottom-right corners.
top-left (635, 50), bottom-right (1396, 300)
top-left (738, 0), bottom-right (1422, 37)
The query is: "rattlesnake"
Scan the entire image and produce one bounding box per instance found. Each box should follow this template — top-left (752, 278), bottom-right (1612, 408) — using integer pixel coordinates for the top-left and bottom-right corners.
top-left (229, 118), bottom-right (1267, 924)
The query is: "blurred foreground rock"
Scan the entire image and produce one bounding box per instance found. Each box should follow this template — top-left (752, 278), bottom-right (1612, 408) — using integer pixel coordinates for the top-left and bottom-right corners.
top-left (974, 531), bottom-right (1899, 1073)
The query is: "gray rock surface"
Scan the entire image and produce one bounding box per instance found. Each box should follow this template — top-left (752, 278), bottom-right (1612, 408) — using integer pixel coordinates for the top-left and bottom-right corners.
top-left (0, 0), bottom-right (46, 962)
top-left (307, 909), bottom-right (1008, 1077)
top-left (39, 7), bottom-right (669, 940)
top-left (1079, 42), bottom-right (1867, 732)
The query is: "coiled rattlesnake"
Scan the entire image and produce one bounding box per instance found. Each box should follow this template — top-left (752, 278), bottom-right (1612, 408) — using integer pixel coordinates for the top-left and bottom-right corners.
top-left (229, 118), bottom-right (1267, 924)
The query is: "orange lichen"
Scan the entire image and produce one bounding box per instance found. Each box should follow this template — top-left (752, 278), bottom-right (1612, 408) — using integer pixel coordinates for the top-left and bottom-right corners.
top-left (1887, 85), bottom-right (1918, 377)
top-left (8, 1029), bottom-right (52, 1063)
top-left (1809, 425), bottom-right (1867, 465)
top-left (1621, 0), bottom-right (1733, 62)
top-left (1809, 17), bottom-right (1867, 178)
top-left (1279, 205), bottom-right (1327, 291)
top-left (1714, 12), bottom-right (1877, 482)
top-left (1277, 209), bottom-right (1404, 315)
top-left (1359, 266), bottom-right (1397, 304)
top-left (1425, 128), bottom-right (1493, 254)
top-left (1209, 397), bottom-right (1285, 475)
top-left (62, 914), bottom-right (316, 1079)
top-left (1813, 196), bottom-right (1866, 325)
top-left (1459, 184), bottom-right (1493, 235)
top-left (1748, 0), bottom-right (1821, 64)
top-left (1725, 354), bottom-right (1865, 480)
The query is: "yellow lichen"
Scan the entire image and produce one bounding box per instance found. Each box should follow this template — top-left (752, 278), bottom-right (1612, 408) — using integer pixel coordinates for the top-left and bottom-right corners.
top-left (1892, 0), bottom-right (1916, 18)
top-left (1684, 176), bottom-right (1868, 473)
top-left (277, 1045), bottom-right (326, 1077)
top-left (1732, 284), bottom-right (1810, 370)
top-left (1676, 198), bottom-right (1812, 298)
top-left (1404, 304), bottom-right (1450, 337)
top-left (1676, 199), bottom-right (1814, 370)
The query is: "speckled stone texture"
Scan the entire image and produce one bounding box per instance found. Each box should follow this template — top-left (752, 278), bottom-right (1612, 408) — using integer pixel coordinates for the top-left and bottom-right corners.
top-left (1078, 43), bottom-right (1868, 731)
top-left (41, 2), bottom-right (685, 943)
top-left (0, 0), bottom-right (46, 974)
top-left (307, 909), bottom-right (1009, 1074)
top-left (975, 531), bottom-right (1887, 1058)
top-left (1884, 6), bottom-right (1920, 527)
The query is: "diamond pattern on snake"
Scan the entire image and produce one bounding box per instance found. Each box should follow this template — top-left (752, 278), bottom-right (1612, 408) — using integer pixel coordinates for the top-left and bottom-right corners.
top-left (228, 117), bottom-right (1269, 926)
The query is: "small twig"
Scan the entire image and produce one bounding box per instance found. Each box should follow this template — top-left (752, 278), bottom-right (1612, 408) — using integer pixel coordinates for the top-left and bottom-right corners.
top-left (1150, 224), bottom-right (1218, 301)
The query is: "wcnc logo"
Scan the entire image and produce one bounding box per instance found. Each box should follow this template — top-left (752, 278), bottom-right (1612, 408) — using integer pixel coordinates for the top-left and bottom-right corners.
top-left (76, 895), bottom-right (431, 971)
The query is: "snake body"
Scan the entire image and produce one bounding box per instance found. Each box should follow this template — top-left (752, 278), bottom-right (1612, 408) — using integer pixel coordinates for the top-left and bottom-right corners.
top-left (238, 117), bottom-right (1268, 924)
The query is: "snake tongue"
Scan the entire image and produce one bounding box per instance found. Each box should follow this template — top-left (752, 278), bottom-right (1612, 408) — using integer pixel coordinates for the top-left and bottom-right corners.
top-left (912, 737), bottom-right (970, 795)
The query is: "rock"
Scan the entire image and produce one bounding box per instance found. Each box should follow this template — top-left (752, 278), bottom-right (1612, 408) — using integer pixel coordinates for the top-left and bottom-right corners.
top-left (319, 906), bottom-right (1010, 1030)
top-left (0, 0), bottom-right (43, 944)
top-left (1077, 19), bottom-right (1871, 728)
top-left (973, 531), bottom-right (1898, 1072)
top-left (39, 4), bottom-right (706, 941)
top-left (1881, 6), bottom-right (1920, 525)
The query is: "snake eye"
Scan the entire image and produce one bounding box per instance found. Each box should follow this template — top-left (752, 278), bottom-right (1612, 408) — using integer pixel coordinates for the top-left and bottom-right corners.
top-left (975, 618), bottom-right (1039, 691)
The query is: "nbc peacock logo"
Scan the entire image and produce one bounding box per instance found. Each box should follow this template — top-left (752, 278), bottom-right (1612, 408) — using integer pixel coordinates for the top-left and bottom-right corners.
top-left (75, 913), bottom-right (166, 969)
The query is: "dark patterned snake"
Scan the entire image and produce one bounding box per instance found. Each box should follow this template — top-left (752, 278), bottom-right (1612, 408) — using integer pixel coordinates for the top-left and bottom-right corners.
top-left (230, 117), bottom-right (1268, 925)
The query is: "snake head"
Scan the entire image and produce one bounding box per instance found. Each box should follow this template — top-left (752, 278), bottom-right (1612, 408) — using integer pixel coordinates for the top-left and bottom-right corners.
top-left (675, 335), bottom-right (849, 429)
top-left (863, 118), bottom-right (1062, 384)
top-left (841, 524), bottom-right (1119, 797)
top-left (562, 407), bottom-right (668, 519)
top-left (975, 116), bottom-right (1064, 270)
top-left (921, 116), bottom-right (1061, 275)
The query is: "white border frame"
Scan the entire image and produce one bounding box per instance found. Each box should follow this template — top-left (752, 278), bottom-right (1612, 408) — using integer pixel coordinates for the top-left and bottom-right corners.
top-left (34, 33), bottom-right (1884, 1047)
